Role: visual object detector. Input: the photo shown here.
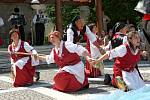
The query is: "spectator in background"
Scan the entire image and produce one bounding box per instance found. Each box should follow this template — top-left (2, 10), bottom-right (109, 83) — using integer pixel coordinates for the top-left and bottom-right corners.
top-left (8, 7), bottom-right (26, 41)
top-left (33, 10), bottom-right (48, 45)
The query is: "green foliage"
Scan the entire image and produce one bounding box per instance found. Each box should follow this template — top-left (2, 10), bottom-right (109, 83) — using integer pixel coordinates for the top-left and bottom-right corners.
top-left (45, 4), bottom-right (80, 29)
top-left (87, 2), bottom-right (96, 23)
top-left (45, 5), bottom-right (55, 24)
top-left (46, 0), bottom-right (142, 29)
top-left (88, 0), bottom-right (141, 28)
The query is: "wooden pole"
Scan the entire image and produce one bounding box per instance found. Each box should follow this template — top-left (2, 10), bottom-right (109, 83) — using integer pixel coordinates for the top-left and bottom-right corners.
top-left (95, 0), bottom-right (103, 37)
top-left (55, 0), bottom-right (63, 34)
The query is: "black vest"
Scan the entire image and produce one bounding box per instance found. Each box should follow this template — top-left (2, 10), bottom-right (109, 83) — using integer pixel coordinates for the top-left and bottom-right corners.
top-left (63, 24), bottom-right (86, 43)
top-left (111, 33), bottom-right (126, 49)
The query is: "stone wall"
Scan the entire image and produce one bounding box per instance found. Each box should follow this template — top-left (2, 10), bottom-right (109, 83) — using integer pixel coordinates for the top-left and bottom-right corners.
top-left (0, 3), bottom-right (35, 47)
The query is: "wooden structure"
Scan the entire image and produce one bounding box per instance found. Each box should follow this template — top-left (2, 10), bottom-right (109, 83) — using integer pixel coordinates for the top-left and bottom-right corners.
top-left (0, 0), bottom-right (103, 36)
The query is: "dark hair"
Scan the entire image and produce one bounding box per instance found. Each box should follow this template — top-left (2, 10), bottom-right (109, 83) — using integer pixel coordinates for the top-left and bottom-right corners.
top-left (111, 22), bottom-right (126, 40)
top-left (112, 22), bottom-right (126, 34)
top-left (71, 16), bottom-right (82, 30)
top-left (72, 16), bottom-right (81, 24)
top-left (128, 24), bottom-right (136, 31)
top-left (88, 23), bottom-right (96, 32)
top-left (14, 7), bottom-right (19, 13)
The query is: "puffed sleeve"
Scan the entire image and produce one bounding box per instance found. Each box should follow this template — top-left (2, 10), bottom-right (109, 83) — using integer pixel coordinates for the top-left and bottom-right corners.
top-left (24, 42), bottom-right (34, 52)
top-left (85, 25), bottom-right (97, 43)
top-left (66, 28), bottom-right (74, 42)
top-left (65, 41), bottom-right (87, 56)
top-left (106, 45), bottom-right (127, 60)
top-left (123, 36), bottom-right (128, 43)
top-left (24, 42), bottom-right (39, 66)
top-left (46, 49), bottom-right (55, 64)
top-left (104, 41), bottom-right (112, 51)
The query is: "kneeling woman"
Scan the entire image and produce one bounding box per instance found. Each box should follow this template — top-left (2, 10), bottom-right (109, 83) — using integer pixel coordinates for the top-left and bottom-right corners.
top-left (38, 31), bottom-right (91, 92)
top-left (93, 31), bottom-right (146, 91)
top-left (8, 28), bottom-right (39, 87)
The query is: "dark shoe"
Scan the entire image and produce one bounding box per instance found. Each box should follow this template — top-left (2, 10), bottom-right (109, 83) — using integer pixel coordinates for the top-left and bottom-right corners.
top-left (79, 84), bottom-right (89, 91)
top-left (35, 72), bottom-right (40, 82)
top-left (104, 74), bottom-right (111, 85)
top-left (84, 84), bottom-right (89, 89)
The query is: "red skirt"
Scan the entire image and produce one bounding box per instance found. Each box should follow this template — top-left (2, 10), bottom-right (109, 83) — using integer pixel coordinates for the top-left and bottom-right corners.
top-left (111, 65), bottom-right (122, 87)
top-left (13, 61), bottom-right (35, 87)
top-left (53, 70), bottom-right (89, 92)
top-left (85, 40), bottom-right (101, 77)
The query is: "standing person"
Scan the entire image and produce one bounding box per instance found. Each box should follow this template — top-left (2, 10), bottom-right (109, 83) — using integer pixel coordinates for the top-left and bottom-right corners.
top-left (92, 31), bottom-right (146, 91)
top-left (8, 28), bottom-right (39, 87)
top-left (37, 31), bottom-right (91, 92)
top-left (33, 10), bottom-right (47, 45)
top-left (63, 16), bottom-right (103, 77)
top-left (85, 23), bottom-right (104, 77)
top-left (8, 7), bottom-right (26, 41)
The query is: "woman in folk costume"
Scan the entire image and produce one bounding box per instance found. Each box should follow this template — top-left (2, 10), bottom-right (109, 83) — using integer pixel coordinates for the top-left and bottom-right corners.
top-left (92, 31), bottom-right (146, 91)
top-left (8, 28), bottom-right (39, 87)
top-left (103, 22), bottom-right (129, 85)
top-left (64, 16), bottom-right (102, 77)
top-left (85, 23), bottom-right (104, 77)
top-left (105, 22), bottom-right (128, 51)
top-left (37, 31), bottom-right (92, 92)
top-left (104, 22), bottom-right (143, 85)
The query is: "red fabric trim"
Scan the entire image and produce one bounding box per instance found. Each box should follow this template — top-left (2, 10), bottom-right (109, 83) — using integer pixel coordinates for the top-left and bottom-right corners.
top-left (143, 14), bottom-right (150, 21)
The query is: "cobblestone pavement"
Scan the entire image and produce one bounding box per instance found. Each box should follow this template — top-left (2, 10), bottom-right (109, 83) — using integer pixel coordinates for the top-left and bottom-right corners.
top-left (1, 45), bottom-right (150, 100)
top-left (0, 66), bottom-right (150, 100)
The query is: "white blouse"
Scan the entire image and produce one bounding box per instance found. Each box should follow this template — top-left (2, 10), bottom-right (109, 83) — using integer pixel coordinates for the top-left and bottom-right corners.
top-left (46, 41), bottom-right (87, 84)
top-left (46, 41), bottom-right (87, 64)
top-left (106, 43), bottom-right (139, 60)
top-left (66, 25), bottom-right (97, 43)
top-left (104, 32), bottom-right (127, 51)
top-left (8, 40), bottom-right (39, 67)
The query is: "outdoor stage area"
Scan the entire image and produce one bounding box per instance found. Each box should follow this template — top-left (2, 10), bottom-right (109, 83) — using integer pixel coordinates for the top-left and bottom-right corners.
top-left (0, 45), bottom-right (150, 100)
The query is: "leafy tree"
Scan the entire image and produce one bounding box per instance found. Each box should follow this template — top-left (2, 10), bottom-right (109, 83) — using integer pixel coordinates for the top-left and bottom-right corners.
top-left (46, 0), bottom-right (141, 30)
top-left (88, 0), bottom-right (141, 29)
top-left (45, 4), bottom-right (80, 29)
